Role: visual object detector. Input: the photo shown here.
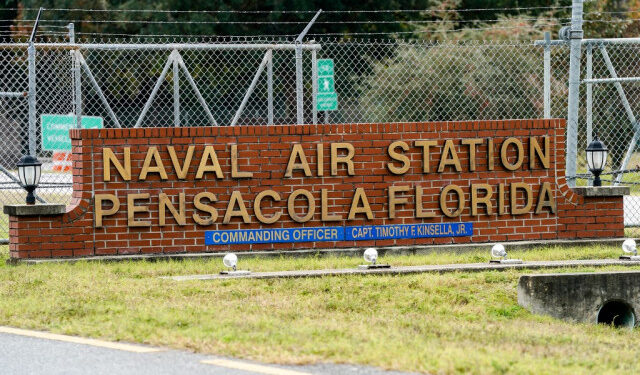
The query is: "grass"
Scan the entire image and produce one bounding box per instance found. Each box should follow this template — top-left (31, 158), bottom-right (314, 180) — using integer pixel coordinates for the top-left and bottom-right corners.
top-left (1, 244), bottom-right (640, 374)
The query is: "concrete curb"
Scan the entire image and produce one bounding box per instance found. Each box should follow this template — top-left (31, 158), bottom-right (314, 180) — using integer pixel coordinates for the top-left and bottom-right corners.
top-left (164, 259), bottom-right (640, 281)
top-left (8, 237), bottom-right (629, 265)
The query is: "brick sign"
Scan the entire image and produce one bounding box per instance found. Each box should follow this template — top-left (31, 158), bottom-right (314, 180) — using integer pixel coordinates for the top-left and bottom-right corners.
top-left (7, 120), bottom-right (625, 259)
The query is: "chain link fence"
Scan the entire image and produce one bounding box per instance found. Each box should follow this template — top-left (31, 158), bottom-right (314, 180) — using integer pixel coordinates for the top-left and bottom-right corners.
top-left (3, 35), bottom-right (639, 240)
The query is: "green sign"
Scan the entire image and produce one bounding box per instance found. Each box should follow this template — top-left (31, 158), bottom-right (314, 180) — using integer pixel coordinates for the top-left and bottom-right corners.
top-left (318, 76), bottom-right (335, 94)
top-left (317, 93), bottom-right (338, 111)
top-left (317, 59), bottom-right (334, 76)
top-left (41, 114), bottom-right (103, 151)
top-left (316, 59), bottom-right (338, 112)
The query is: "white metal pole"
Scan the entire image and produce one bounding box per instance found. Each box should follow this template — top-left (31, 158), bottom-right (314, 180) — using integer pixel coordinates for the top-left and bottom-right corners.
top-left (566, 0), bottom-right (584, 187)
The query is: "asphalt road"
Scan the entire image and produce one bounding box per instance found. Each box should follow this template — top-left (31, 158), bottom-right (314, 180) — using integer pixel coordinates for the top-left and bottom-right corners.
top-left (0, 328), bottom-right (416, 375)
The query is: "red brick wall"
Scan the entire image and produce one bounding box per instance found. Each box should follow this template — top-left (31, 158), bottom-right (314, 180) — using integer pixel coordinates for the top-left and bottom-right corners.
top-left (7, 119), bottom-right (625, 259)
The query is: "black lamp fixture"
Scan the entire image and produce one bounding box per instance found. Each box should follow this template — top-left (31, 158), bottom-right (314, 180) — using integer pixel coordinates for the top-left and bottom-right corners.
top-left (586, 134), bottom-right (608, 187)
top-left (17, 154), bottom-right (42, 205)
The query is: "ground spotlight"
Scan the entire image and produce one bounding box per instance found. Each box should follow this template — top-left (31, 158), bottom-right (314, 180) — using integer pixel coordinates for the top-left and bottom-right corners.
top-left (220, 253), bottom-right (251, 275)
top-left (620, 239), bottom-right (640, 261)
top-left (489, 243), bottom-right (522, 264)
top-left (358, 248), bottom-right (390, 269)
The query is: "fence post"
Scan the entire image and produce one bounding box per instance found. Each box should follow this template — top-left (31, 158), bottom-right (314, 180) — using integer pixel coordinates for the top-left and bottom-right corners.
top-left (27, 42), bottom-right (36, 156)
top-left (69, 23), bottom-right (82, 129)
top-left (311, 48), bottom-right (318, 125)
top-left (173, 55), bottom-right (180, 127)
top-left (267, 49), bottom-right (274, 125)
top-left (566, 0), bottom-right (584, 186)
top-left (586, 43), bottom-right (593, 185)
top-left (295, 10), bottom-right (322, 125)
top-left (543, 32), bottom-right (551, 118)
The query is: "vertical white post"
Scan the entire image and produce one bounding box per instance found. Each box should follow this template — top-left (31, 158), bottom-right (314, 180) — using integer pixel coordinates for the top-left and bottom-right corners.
top-left (566, 0), bottom-right (584, 186)
top-left (27, 42), bottom-right (36, 156)
top-left (586, 43), bottom-right (593, 185)
top-left (311, 49), bottom-right (318, 125)
top-left (295, 10), bottom-right (322, 125)
top-left (267, 49), bottom-right (274, 125)
top-left (173, 57), bottom-right (180, 127)
top-left (543, 32), bottom-right (551, 119)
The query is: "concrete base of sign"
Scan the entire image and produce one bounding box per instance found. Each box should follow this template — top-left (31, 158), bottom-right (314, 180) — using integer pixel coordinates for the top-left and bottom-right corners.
top-left (489, 259), bottom-right (523, 264)
top-left (3, 204), bottom-right (66, 216)
top-left (357, 264), bottom-right (391, 270)
top-left (165, 259), bottom-right (640, 281)
top-left (619, 255), bottom-right (640, 261)
top-left (219, 270), bottom-right (252, 276)
top-left (518, 271), bottom-right (640, 327)
top-left (7, 238), bottom-right (630, 265)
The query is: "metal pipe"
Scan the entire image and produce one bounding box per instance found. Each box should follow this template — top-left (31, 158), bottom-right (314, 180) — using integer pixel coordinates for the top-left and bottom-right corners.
top-left (0, 92), bottom-right (27, 97)
top-left (27, 42), bottom-right (36, 156)
top-left (295, 10), bottom-right (323, 125)
top-left (565, 0), bottom-right (584, 187)
top-left (582, 76), bottom-right (640, 84)
top-left (599, 45), bottom-right (640, 184)
top-left (77, 52), bottom-right (121, 128)
top-left (231, 51), bottom-right (270, 126)
top-left (176, 53), bottom-right (218, 126)
top-left (73, 50), bottom-right (82, 129)
top-left (0, 43), bottom-right (322, 51)
top-left (267, 49), bottom-right (274, 125)
top-left (134, 51), bottom-right (175, 128)
top-left (311, 48), bottom-right (318, 124)
top-left (543, 31), bottom-right (551, 119)
top-left (586, 43), bottom-right (593, 186)
top-left (173, 54), bottom-right (180, 127)
top-left (28, 8), bottom-right (43, 43)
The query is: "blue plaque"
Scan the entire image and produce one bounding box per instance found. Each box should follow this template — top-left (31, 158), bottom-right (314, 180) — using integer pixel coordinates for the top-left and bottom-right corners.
top-left (205, 222), bottom-right (472, 245)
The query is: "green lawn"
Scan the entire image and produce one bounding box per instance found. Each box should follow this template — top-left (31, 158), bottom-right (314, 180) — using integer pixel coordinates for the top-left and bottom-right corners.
top-left (1, 244), bottom-right (640, 374)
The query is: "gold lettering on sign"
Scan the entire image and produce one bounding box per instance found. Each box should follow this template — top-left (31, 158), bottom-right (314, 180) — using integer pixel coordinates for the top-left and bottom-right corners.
top-left (288, 189), bottom-right (315, 223)
top-left (440, 184), bottom-right (464, 218)
top-left (461, 138), bottom-right (483, 171)
top-left (321, 189), bottom-right (341, 221)
top-left (331, 143), bottom-right (355, 176)
top-left (231, 144), bottom-right (253, 178)
top-left (488, 138), bottom-right (495, 171)
top-left (438, 140), bottom-right (462, 172)
top-left (415, 186), bottom-right (435, 218)
top-left (530, 136), bottom-right (550, 169)
top-left (348, 188), bottom-right (373, 220)
top-left (415, 140), bottom-right (437, 173)
top-left (510, 182), bottom-right (532, 215)
top-left (535, 182), bottom-right (557, 214)
top-left (95, 194), bottom-right (119, 227)
top-left (387, 141), bottom-right (410, 175)
top-left (196, 146), bottom-right (223, 179)
top-left (501, 137), bottom-right (524, 171)
top-left (103, 147), bottom-right (131, 181)
top-left (139, 146), bottom-right (168, 180)
top-left (285, 144), bottom-right (312, 177)
top-left (223, 191), bottom-right (251, 224)
top-left (388, 185), bottom-right (410, 219)
top-left (193, 192), bottom-right (218, 225)
top-left (471, 183), bottom-right (493, 216)
top-left (168, 146), bottom-right (194, 180)
top-left (254, 190), bottom-right (281, 224)
top-left (498, 183), bottom-right (506, 215)
top-left (159, 192), bottom-right (186, 226)
top-left (127, 193), bottom-right (151, 227)
top-left (317, 143), bottom-right (324, 176)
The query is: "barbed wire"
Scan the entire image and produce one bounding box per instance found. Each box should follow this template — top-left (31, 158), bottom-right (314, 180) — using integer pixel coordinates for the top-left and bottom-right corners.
top-left (12, 6), bottom-right (572, 14)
